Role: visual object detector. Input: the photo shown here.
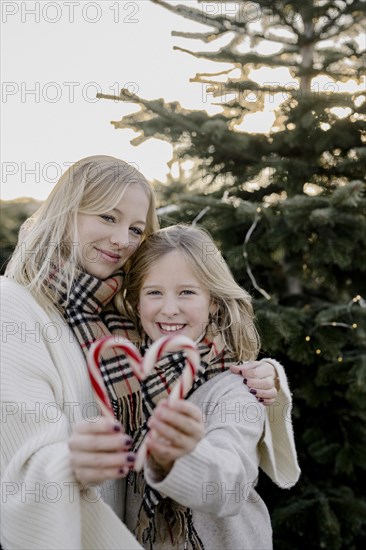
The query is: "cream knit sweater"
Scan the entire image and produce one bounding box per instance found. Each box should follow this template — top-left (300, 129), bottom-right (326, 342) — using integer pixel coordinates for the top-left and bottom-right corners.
top-left (0, 278), bottom-right (142, 550)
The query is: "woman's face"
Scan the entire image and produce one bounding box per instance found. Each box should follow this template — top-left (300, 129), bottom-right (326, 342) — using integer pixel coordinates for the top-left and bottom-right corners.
top-left (138, 250), bottom-right (216, 342)
top-left (77, 184), bottom-right (149, 279)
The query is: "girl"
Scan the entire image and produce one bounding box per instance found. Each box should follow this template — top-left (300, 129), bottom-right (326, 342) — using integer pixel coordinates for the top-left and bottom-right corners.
top-left (72, 224), bottom-right (300, 549)
top-left (126, 224), bottom-right (300, 549)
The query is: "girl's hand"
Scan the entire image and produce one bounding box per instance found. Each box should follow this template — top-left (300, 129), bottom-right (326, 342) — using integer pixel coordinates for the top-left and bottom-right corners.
top-left (146, 399), bottom-right (204, 474)
top-left (230, 360), bottom-right (279, 405)
top-left (69, 418), bottom-right (136, 485)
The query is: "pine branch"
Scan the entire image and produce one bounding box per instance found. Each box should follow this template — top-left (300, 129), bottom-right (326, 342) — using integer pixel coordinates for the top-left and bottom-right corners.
top-left (150, 0), bottom-right (235, 32)
top-left (270, 3), bottom-right (302, 37)
top-left (319, 1), bottom-right (366, 40)
top-left (247, 30), bottom-right (297, 46)
top-left (189, 68), bottom-right (233, 81)
top-left (173, 45), bottom-right (296, 68)
top-left (315, 2), bottom-right (346, 38)
top-left (171, 30), bottom-right (221, 42)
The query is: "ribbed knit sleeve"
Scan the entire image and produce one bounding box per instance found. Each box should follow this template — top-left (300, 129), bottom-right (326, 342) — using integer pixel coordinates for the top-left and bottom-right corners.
top-left (259, 359), bottom-right (301, 487)
top-left (145, 372), bottom-right (266, 518)
top-left (0, 278), bottom-right (141, 550)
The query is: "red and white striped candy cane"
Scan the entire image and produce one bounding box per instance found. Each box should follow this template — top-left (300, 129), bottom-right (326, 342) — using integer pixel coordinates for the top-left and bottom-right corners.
top-left (86, 334), bottom-right (201, 472)
top-left (87, 336), bottom-right (143, 418)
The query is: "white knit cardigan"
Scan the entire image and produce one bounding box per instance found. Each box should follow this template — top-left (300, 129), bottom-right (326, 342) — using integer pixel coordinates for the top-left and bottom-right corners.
top-left (0, 277), bottom-right (142, 550)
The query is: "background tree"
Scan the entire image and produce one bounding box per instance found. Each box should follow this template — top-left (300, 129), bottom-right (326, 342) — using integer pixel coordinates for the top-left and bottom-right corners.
top-left (0, 199), bottom-right (39, 274)
top-left (98, 1), bottom-right (366, 548)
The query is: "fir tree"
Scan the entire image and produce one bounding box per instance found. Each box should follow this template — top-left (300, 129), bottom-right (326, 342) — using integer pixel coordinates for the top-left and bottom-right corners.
top-left (98, 1), bottom-right (366, 548)
top-left (0, 199), bottom-right (40, 274)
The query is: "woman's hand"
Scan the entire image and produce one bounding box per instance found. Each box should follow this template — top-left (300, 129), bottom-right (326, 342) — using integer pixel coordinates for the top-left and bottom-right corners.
top-left (146, 399), bottom-right (204, 474)
top-left (69, 418), bottom-right (136, 485)
top-left (230, 360), bottom-right (279, 405)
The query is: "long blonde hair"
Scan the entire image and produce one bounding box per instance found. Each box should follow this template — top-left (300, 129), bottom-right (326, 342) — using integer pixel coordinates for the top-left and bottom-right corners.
top-left (124, 224), bottom-right (260, 361)
top-left (6, 155), bottom-right (159, 312)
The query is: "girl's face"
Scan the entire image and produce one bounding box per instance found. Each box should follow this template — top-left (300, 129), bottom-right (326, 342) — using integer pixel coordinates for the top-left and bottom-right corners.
top-left (77, 184), bottom-right (149, 279)
top-left (138, 250), bottom-right (216, 342)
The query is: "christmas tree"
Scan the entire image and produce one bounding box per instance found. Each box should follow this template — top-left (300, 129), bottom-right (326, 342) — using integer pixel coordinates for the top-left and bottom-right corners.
top-left (99, 1), bottom-right (366, 547)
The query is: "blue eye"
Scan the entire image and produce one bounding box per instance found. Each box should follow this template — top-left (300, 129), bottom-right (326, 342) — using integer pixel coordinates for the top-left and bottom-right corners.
top-left (130, 227), bottom-right (143, 236)
top-left (181, 290), bottom-right (195, 295)
top-left (100, 214), bottom-right (116, 223)
top-left (147, 290), bottom-right (161, 295)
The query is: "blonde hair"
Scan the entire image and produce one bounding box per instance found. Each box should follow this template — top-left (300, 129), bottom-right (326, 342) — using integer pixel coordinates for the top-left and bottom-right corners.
top-left (6, 155), bottom-right (159, 312)
top-left (124, 224), bottom-right (260, 361)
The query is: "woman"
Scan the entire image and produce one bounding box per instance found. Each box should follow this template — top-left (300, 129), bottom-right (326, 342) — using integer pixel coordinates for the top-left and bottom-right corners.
top-left (1, 155), bottom-right (158, 549)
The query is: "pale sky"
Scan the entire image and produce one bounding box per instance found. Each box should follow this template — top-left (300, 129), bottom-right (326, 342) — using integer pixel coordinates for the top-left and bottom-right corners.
top-left (1, 0), bottom-right (233, 200)
top-left (1, 1), bottom-right (363, 200)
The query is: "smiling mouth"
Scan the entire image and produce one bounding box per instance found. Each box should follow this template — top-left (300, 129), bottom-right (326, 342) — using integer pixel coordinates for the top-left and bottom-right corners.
top-left (158, 323), bottom-right (186, 333)
top-left (95, 248), bottom-right (121, 263)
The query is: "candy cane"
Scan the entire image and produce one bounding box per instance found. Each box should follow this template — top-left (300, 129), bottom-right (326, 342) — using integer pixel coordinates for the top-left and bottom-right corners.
top-left (86, 336), bottom-right (142, 418)
top-left (86, 334), bottom-right (201, 472)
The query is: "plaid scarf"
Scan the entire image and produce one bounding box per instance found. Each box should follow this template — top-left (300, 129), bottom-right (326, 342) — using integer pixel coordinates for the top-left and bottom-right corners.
top-left (52, 270), bottom-right (238, 548)
top-left (50, 269), bottom-right (143, 432)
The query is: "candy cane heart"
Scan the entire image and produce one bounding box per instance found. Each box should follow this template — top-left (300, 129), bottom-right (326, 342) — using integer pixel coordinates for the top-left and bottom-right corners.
top-left (86, 334), bottom-right (202, 472)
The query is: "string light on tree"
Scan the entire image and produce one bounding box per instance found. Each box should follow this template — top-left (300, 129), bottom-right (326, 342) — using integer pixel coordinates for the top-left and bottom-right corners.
top-left (320, 322), bottom-right (357, 329)
top-left (348, 294), bottom-right (365, 309)
top-left (243, 208), bottom-right (271, 301)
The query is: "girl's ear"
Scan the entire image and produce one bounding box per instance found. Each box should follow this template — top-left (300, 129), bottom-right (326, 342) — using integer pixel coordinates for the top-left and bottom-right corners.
top-left (209, 301), bottom-right (218, 316)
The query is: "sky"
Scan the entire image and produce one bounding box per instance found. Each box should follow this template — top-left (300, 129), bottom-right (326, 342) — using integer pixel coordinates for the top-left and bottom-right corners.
top-left (1, 0), bottom-right (294, 200)
top-left (1, 0), bottom-right (231, 199)
top-left (1, 1), bottom-right (363, 200)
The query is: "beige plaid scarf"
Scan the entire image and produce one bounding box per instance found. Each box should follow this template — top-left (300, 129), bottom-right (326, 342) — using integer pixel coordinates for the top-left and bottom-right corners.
top-left (50, 269), bottom-right (143, 432)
